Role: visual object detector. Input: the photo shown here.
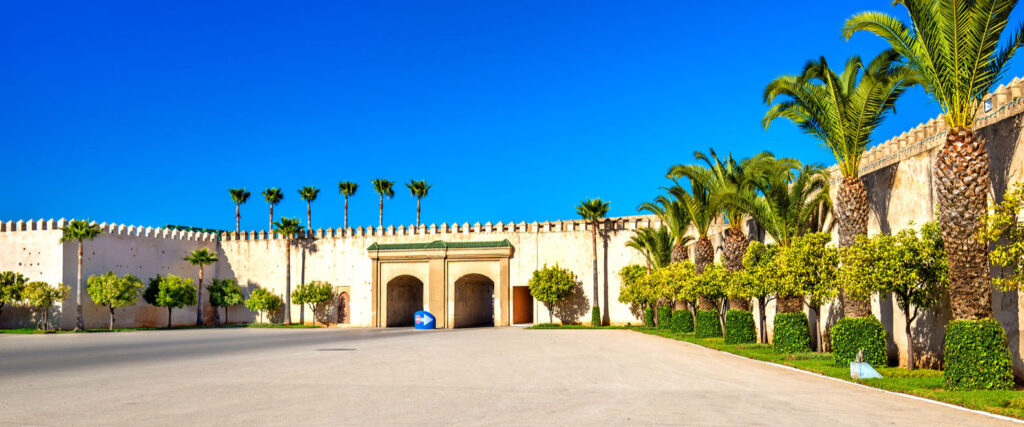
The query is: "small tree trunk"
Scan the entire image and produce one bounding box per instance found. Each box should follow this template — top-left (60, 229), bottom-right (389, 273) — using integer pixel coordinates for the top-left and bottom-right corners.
top-left (167, 308), bottom-right (173, 328)
top-left (109, 306), bottom-right (115, 331)
top-left (811, 306), bottom-right (823, 352)
top-left (758, 298), bottom-right (768, 344)
top-left (906, 316), bottom-right (916, 370)
top-left (196, 266), bottom-right (204, 327)
top-left (717, 300), bottom-right (727, 333)
top-left (224, 306), bottom-right (229, 325)
top-left (76, 241), bottom-right (84, 331)
top-left (44, 309), bottom-right (49, 331)
top-left (547, 303), bottom-right (553, 324)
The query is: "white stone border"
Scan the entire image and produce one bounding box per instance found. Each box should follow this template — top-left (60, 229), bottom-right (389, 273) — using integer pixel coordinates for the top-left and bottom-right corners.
top-left (638, 330), bottom-right (1024, 425)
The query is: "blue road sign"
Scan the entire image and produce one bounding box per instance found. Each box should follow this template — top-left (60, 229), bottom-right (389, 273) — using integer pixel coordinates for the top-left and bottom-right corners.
top-left (414, 311), bottom-right (436, 329)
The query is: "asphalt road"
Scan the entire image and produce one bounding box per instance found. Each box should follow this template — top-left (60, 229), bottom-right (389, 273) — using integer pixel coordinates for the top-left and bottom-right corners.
top-left (0, 327), bottom-right (1013, 425)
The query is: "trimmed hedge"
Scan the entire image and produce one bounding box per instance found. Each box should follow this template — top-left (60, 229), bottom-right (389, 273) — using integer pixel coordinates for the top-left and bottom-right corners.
top-left (830, 316), bottom-right (886, 367)
top-left (644, 308), bottom-right (655, 328)
top-left (672, 309), bottom-right (694, 333)
top-left (944, 318), bottom-right (1013, 391)
top-left (591, 306), bottom-right (601, 327)
top-left (695, 309), bottom-right (722, 338)
top-left (657, 305), bottom-right (673, 329)
top-left (773, 312), bottom-right (811, 353)
top-left (724, 310), bottom-right (756, 344)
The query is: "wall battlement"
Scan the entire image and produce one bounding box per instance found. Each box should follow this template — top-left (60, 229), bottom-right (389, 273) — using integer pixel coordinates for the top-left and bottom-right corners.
top-left (826, 76), bottom-right (1024, 180)
top-left (0, 218), bottom-right (219, 242)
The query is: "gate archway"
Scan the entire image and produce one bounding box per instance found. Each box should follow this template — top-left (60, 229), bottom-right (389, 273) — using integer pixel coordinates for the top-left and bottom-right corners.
top-left (386, 275), bottom-right (424, 327)
top-left (453, 273), bottom-right (495, 328)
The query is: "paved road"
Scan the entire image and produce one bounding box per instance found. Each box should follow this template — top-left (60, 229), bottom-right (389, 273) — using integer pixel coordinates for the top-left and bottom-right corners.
top-left (0, 327), bottom-right (1012, 425)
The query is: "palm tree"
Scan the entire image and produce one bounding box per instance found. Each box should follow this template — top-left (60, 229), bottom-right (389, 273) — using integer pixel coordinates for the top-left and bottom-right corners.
top-left (228, 188), bottom-right (251, 233)
top-left (406, 180), bottom-right (432, 227)
top-left (274, 217), bottom-right (302, 325)
top-left (843, 0), bottom-right (1024, 321)
top-left (371, 179), bottom-right (395, 229)
top-left (298, 186), bottom-right (320, 232)
top-left (184, 248), bottom-right (218, 327)
top-left (576, 198), bottom-right (610, 323)
top-left (59, 220), bottom-right (102, 331)
top-left (626, 226), bottom-right (676, 271)
top-left (637, 194), bottom-right (693, 263)
top-left (338, 181), bottom-right (358, 230)
top-left (764, 51), bottom-right (913, 317)
top-left (672, 149), bottom-right (765, 311)
top-left (262, 188), bottom-right (284, 231)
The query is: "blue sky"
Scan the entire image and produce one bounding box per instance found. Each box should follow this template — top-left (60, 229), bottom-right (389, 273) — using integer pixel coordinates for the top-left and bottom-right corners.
top-left (3, 1), bottom-right (1024, 231)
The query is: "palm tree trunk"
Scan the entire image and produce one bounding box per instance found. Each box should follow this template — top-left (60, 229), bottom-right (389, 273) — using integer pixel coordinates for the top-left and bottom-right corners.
top-left (670, 242), bottom-right (686, 263)
top-left (269, 205), bottom-right (274, 232)
top-left (307, 202), bottom-right (312, 232)
top-left (379, 196), bottom-right (384, 229)
top-left (235, 204), bottom-right (241, 233)
top-left (837, 176), bottom-right (872, 317)
top-left (344, 196), bottom-right (349, 230)
top-left (75, 240), bottom-right (84, 331)
top-left (196, 266), bottom-right (204, 327)
top-left (591, 224), bottom-right (599, 320)
top-left (284, 241), bottom-right (292, 325)
top-left (935, 127), bottom-right (992, 320)
top-left (416, 198), bottom-right (421, 227)
top-left (694, 236), bottom-right (715, 310)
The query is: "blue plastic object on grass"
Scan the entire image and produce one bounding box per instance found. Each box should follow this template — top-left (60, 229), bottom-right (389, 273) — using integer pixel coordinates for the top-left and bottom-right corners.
top-left (850, 362), bottom-right (883, 379)
top-left (414, 311), bottom-right (436, 329)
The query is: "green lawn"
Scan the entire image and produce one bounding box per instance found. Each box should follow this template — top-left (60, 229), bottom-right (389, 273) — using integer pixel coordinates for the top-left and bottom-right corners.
top-left (633, 327), bottom-right (1024, 420)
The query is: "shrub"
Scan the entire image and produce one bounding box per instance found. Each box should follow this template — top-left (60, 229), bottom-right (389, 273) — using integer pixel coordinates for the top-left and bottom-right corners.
top-left (657, 305), bottom-right (673, 329)
top-left (23, 281), bottom-right (69, 331)
top-left (245, 288), bottom-right (282, 324)
top-left (529, 264), bottom-right (577, 324)
top-left (0, 271), bottom-right (28, 319)
top-left (591, 306), bottom-right (601, 327)
top-left (1007, 397), bottom-right (1024, 410)
top-left (695, 309), bottom-right (721, 338)
top-left (830, 316), bottom-right (886, 367)
top-left (724, 310), bottom-right (756, 344)
top-left (944, 319), bottom-right (1013, 390)
top-left (643, 308), bottom-right (655, 327)
top-left (672, 309), bottom-right (693, 333)
top-left (773, 312), bottom-right (811, 353)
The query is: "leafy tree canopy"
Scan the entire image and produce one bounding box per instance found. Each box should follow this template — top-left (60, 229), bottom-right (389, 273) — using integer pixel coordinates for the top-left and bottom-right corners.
top-left (984, 183), bottom-right (1024, 291)
top-left (292, 281), bottom-right (334, 306)
top-left (87, 272), bottom-right (143, 309)
top-left (528, 264), bottom-right (576, 307)
top-left (779, 232), bottom-right (839, 307)
top-left (209, 279), bottom-right (244, 308)
top-left (153, 275), bottom-right (197, 309)
top-left (23, 281), bottom-right (69, 311)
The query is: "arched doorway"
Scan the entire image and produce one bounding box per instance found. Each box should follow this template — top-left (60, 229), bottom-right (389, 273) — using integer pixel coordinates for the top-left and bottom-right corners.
top-left (453, 274), bottom-right (495, 328)
top-left (337, 292), bottom-right (350, 324)
top-left (386, 275), bottom-right (424, 327)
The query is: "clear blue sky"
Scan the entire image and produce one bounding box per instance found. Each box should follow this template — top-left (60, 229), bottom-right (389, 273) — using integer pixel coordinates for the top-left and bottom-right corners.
top-left (3, 1), bottom-right (1024, 231)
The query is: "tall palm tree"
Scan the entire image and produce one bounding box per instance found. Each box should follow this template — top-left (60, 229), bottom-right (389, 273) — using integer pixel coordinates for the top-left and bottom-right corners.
top-left (59, 220), bottom-right (102, 331)
top-left (763, 51), bottom-right (914, 317)
top-left (672, 149), bottom-right (765, 311)
top-left (184, 248), bottom-right (218, 327)
top-left (338, 181), bottom-right (358, 230)
top-left (298, 186), bottom-right (320, 232)
top-left (274, 217), bottom-right (302, 325)
top-left (371, 179), bottom-right (395, 229)
top-left (262, 187), bottom-right (284, 231)
top-left (843, 0), bottom-right (1024, 321)
top-left (576, 198), bottom-right (610, 323)
top-left (626, 226), bottom-right (677, 271)
top-left (406, 180), bottom-right (432, 227)
top-left (637, 194), bottom-right (693, 263)
top-left (228, 188), bottom-right (251, 233)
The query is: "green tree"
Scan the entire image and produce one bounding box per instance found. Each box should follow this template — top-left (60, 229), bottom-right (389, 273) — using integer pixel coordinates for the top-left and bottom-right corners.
top-left (86, 272), bottom-right (143, 330)
top-left (274, 217), bottom-right (302, 325)
top-left (229, 188), bottom-right (251, 233)
top-left (576, 198), bottom-right (610, 325)
top-left (262, 187), bottom-right (284, 231)
top-left (0, 271), bottom-right (28, 319)
top-left (637, 194), bottom-right (693, 263)
top-left (337, 181), bottom-right (358, 230)
top-left (371, 179), bottom-right (395, 229)
top-left (660, 260), bottom-right (698, 321)
top-left (291, 280), bottom-right (334, 326)
top-left (298, 186), bottom-right (320, 232)
top-left (406, 180), bottom-right (432, 227)
top-left (184, 248), bottom-right (219, 327)
top-left (764, 50), bottom-right (913, 317)
top-left (208, 278), bottom-right (244, 325)
top-left (693, 263), bottom-right (730, 332)
top-left (737, 242), bottom-right (781, 343)
top-left (779, 233), bottom-right (839, 352)
top-left (59, 219), bottom-right (103, 331)
top-left (23, 281), bottom-right (69, 331)
top-left (844, 0), bottom-right (1024, 322)
top-left (984, 182), bottom-right (1024, 291)
top-left (528, 264), bottom-right (577, 324)
top-left (245, 288), bottom-right (282, 323)
top-left (617, 264), bottom-right (654, 318)
top-left (626, 227), bottom-right (673, 271)
top-left (148, 275), bottom-right (197, 328)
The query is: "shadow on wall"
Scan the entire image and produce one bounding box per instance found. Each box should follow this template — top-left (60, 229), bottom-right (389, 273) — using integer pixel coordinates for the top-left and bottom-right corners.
top-left (863, 162), bottom-right (899, 235)
top-left (986, 118), bottom-right (1022, 376)
top-left (553, 280), bottom-right (591, 325)
top-left (297, 236), bottom-right (320, 325)
top-left (912, 290), bottom-right (953, 370)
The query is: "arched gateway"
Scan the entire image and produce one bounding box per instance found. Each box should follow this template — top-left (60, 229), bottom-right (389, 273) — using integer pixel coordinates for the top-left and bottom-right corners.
top-left (368, 240), bottom-right (514, 328)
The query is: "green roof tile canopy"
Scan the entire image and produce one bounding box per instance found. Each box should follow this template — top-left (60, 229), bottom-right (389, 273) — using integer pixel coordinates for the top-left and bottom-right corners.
top-left (367, 240), bottom-right (512, 251)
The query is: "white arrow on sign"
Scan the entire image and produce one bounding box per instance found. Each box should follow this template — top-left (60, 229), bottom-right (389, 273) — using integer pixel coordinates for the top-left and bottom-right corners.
top-left (421, 316), bottom-right (433, 325)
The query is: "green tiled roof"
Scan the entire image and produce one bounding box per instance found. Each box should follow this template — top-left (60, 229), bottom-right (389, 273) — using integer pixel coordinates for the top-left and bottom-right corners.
top-left (367, 239), bottom-right (512, 251)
